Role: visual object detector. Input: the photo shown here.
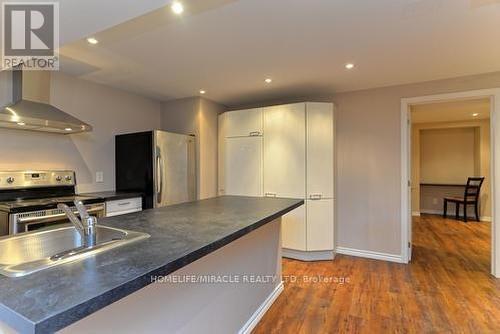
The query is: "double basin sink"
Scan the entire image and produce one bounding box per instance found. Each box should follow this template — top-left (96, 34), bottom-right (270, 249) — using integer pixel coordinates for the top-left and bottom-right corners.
top-left (0, 225), bottom-right (150, 277)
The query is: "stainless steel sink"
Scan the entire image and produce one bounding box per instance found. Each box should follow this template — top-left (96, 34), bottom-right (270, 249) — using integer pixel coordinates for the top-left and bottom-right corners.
top-left (0, 225), bottom-right (150, 277)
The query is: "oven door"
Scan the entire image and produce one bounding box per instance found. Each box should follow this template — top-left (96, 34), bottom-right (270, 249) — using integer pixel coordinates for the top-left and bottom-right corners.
top-left (9, 203), bottom-right (105, 234)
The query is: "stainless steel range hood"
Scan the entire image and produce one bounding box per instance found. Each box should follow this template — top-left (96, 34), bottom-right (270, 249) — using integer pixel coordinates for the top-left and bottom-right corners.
top-left (0, 69), bottom-right (92, 134)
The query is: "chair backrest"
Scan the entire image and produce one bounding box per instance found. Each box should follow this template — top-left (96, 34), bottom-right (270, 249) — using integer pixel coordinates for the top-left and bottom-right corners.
top-left (464, 177), bottom-right (485, 202)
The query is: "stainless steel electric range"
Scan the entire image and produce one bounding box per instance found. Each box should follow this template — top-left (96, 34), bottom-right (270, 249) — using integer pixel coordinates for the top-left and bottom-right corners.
top-left (0, 171), bottom-right (105, 236)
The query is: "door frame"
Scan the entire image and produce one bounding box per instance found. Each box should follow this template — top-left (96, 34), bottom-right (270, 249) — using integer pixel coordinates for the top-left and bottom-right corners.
top-left (401, 88), bottom-right (500, 277)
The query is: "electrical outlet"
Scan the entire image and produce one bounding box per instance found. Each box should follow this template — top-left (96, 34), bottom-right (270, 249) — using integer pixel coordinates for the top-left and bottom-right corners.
top-left (432, 198), bottom-right (438, 205)
top-left (96, 171), bottom-right (104, 183)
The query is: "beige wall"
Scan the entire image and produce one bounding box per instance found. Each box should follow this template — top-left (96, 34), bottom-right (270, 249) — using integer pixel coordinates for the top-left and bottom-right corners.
top-left (198, 98), bottom-right (223, 199)
top-left (160, 97), bottom-right (224, 200)
top-left (330, 72), bottom-right (500, 256)
top-left (420, 127), bottom-right (477, 184)
top-left (159, 98), bottom-right (198, 135)
top-left (411, 120), bottom-right (491, 218)
top-left (0, 71), bottom-right (161, 193)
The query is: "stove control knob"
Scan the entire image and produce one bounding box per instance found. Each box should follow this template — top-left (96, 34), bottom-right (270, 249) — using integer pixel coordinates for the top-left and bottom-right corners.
top-left (55, 176), bottom-right (62, 182)
top-left (65, 175), bottom-right (72, 181)
top-left (6, 177), bottom-right (14, 184)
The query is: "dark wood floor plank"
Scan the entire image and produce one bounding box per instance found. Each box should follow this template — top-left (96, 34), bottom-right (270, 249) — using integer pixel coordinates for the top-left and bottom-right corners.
top-left (254, 215), bottom-right (499, 333)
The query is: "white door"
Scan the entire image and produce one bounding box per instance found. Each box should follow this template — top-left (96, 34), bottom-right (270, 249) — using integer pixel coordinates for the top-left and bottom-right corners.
top-left (306, 199), bottom-right (334, 251)
top-left (282, 205), bottom-right (306, 251)
top-left (306, 102), bottom-right (334, 199)
top-left (224, 137), bottom-right (263, 197)
top-left (225, 108), bottom-right (263, 137)
top-left (218, 113), bottom-right (227, 195)
top-left (263, 103), bottom-right (306, 198)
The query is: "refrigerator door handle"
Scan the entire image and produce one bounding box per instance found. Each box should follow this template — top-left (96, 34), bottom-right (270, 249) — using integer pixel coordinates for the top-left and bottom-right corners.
top-left (156, 147), bottom-right (164, 204)
top-left (160, 154), bottom-right (164, 203)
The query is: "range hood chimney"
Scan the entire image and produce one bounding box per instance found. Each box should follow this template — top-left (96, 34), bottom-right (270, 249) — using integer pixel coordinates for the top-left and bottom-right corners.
top-left (0, 69), bottom-right (92, 134)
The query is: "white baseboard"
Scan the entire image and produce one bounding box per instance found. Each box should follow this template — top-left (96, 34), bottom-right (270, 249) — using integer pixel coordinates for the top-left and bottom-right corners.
top-left (412, 211), bottom-right (421, 217)
top-left (335, 246), bottom-right (405, 263)
top-left (239, 281), bottom-right (284, 334)
top-left (420, 209), bottom-right (491, 222)
top-left (282, 248), bottom-right (335, 261)
top-left (420, 209), bottom-right (443, 215)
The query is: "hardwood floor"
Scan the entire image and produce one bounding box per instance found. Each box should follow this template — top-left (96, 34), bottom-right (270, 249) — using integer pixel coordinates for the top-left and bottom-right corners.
top-left (254, 215), bottom-right (500, 333)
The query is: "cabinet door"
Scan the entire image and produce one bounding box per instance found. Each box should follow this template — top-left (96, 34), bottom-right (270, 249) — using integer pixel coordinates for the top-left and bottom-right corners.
top-left (306, 199), bottom-right (334, 251)
top-left (263, 103), bottom-right (306, 198)
top-left (282, 205), bottom-right (306, 251)
top-left (218, 113), bottom-right (227, 195)
top-left (224, 137), bottom-right (263, 197)
top-left (307, 102), bottom-right (334, 200)
top-left (225, 108), bottom-right (263, 137)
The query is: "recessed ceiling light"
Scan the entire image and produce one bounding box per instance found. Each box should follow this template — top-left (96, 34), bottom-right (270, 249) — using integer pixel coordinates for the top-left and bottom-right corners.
top-left (171, 1), bottom-right (184, 14)
top-left (17, 122), bottom-right (25, 126)
top-left (199, 90), bottom-right (206, 95)
top-left (472, 113), bottom-right (479, 117)
top-left (65, 128), bottom-right (73, 131)
top-left (264, 78), bottom-right (272, 84)
top-left (345, 63), bottom-right (355, 70)
top-left (86, 37), bottom-right (98, 45)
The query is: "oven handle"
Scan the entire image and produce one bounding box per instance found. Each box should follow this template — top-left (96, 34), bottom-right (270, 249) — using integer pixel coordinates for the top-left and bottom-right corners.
top-left (16, 205), bottom-right (105, 224)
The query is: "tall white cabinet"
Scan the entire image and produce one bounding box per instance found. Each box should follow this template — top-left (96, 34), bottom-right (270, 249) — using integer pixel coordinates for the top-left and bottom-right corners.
top-left (306, 103), bottom-right (335, 252)
top-left (219, 102), bottom-right (335, 261)
top-left (218, 113), bottom-right (227, 196)
top-left (263, 104), bottom-right (307, 251)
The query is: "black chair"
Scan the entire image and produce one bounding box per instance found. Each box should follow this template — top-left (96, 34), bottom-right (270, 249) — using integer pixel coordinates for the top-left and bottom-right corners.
top-left (443, 177), bottom-right (485, 222)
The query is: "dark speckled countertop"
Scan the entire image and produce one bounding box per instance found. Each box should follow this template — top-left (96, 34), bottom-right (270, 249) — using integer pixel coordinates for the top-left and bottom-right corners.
top-left (78, 191), bottom-right (144, 201)
top-left (0, 196), bottom-right (303, 334)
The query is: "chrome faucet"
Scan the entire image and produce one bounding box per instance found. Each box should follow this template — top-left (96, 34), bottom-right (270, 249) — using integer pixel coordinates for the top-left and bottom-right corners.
top-left (58, 201), bottom-right (98, 247)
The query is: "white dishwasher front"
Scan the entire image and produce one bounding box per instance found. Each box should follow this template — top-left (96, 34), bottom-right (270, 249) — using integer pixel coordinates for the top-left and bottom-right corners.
top-left (106, 197), bottom-right (142, 217)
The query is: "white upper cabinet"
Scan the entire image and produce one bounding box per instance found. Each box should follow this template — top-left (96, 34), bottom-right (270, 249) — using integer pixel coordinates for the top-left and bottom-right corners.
top-left (224, 137), bottom-right (263, 197)
top-left (224, 108), bottom-right (263, 137)
top-left (306, 102), bottom-right (334, 199)
top-left (263, 103), bottom-right (306, 198)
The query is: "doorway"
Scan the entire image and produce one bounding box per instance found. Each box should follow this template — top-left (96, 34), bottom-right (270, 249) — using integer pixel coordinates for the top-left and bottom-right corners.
top-left (401, 89), bottom-right (500, 277)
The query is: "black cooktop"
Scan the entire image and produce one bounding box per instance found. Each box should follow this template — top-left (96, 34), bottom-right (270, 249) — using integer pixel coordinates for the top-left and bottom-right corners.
top-left (0, 195), bottom-right (104, 213)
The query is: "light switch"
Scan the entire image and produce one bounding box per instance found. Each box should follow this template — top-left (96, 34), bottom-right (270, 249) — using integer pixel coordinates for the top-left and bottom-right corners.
top-left (96, 171), bottom-right (104, 183)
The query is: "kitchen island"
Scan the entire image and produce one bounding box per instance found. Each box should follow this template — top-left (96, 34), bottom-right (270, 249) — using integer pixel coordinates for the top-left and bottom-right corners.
top-left (0, 196), bottom-right (303, 334)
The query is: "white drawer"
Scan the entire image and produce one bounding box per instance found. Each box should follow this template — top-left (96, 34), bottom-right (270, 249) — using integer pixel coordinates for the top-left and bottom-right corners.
top-left (106, 197), bottom-right (142, 216)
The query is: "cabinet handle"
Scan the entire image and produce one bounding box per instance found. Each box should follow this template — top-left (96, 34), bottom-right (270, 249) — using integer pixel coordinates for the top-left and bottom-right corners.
top-left (118, 202), bottom-right (131, 206)
top-left (249, 131), bottom-right (261, 136)
top-left (309, 194), bottom-right (322, 200)
top-left (265, 192), bottom-right (277, 198)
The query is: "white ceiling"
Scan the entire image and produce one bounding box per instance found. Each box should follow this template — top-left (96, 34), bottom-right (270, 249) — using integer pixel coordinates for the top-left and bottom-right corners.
top-left (59, 0), bottom-right (500, 107)
top-left (0, 0), bottom-right (171, 54)
top-left (411, 98), bottom-right (490, 123)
